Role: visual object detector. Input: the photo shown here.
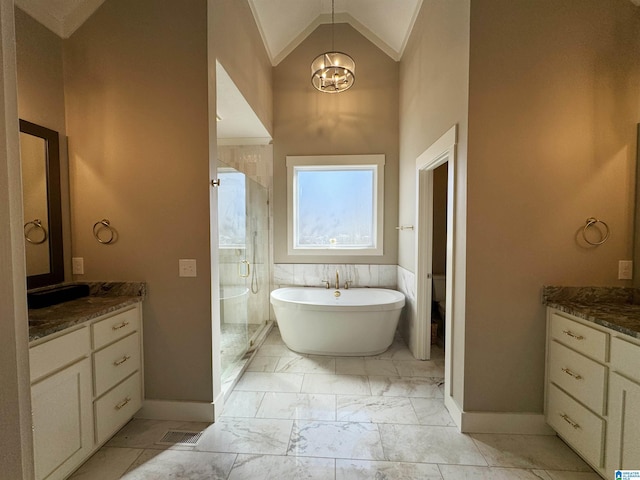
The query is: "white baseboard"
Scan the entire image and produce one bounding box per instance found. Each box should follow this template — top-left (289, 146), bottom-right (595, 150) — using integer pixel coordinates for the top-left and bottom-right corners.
top-left (444, 394), bottom-right (554, 435)
top-left (136, 400), bottom-right (215, 423)
top-left (460, 411), bottom-right (555, 435)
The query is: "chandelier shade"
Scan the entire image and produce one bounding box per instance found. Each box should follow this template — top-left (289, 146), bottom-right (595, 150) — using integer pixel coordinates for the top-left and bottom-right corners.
top-left (311, 52), bottom-right (356, 93)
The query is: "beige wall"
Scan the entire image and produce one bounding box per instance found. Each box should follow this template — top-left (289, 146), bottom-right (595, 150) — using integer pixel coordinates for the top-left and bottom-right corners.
top-left (273, 23), bottom-right (399, 265)
top-left (399, 0), bottom-right (470, 407)
top-left (212, 0), bottom-right (273, 134)
top-left (464, 0), bottom-right (640, 412)
top-left (15, 7), bottom-right (72, 282)
top-left (0, 0), bottom-right (34, 476)
top-left (64, 0), bottom-right (213, 402)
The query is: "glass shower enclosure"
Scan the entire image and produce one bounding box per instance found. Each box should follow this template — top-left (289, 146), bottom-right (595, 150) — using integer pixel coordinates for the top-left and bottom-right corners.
top-left (217, 161), bottom-right (270, 391)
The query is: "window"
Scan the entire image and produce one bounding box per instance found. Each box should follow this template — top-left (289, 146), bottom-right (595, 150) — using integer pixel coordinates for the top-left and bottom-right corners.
top-left (217, 169), bottom-right (245, 248)
top-left (287, 155), bottom-right (385, 256)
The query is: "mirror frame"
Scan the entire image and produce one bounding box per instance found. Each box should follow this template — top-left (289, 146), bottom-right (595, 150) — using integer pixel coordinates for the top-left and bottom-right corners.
top-left (635, 123), bottom-right (640, 286)
top-left (20, 119), bottom-right (64, 289)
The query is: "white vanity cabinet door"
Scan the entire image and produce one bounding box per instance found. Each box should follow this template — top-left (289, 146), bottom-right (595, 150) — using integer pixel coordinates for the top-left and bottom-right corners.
top-left (31, 357), bottom-right (93, 480)
top-left (606, 372), bottom-right (640, 472)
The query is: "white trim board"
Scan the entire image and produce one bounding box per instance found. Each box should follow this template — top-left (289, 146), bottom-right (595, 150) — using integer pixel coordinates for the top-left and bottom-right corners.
top-left (445, 396), bottom-right (553, 434)
top-left (136, 400), bottom-right (216, 423)
top-left (460, 412), bottom-right (555, 435)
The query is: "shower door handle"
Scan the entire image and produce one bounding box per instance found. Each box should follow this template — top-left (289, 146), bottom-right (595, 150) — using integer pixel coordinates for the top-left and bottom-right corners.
top-left (239, 260), bottom-right (250, 278)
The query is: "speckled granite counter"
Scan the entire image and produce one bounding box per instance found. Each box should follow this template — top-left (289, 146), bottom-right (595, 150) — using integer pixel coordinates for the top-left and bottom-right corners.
top-left (543, 286), bottom-right (640, 339)
top-left (28, 282), bottom-right (146, 342)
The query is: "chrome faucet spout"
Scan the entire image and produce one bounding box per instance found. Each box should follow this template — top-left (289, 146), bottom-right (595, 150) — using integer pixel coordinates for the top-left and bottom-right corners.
top-left (335, 270), bottom-right (340, 290)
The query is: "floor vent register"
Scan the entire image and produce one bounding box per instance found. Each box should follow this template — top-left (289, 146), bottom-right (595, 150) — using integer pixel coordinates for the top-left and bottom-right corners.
top-left (156, 430), bottom-right (204, 446)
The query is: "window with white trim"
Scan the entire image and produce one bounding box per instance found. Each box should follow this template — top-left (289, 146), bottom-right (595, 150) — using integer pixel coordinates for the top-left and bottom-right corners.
top-left (287, 155), bottom-right (385, 256)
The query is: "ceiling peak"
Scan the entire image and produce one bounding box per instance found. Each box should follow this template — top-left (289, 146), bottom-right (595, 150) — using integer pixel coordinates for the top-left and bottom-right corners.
top-left (249, 0), bottom-right (423, 65)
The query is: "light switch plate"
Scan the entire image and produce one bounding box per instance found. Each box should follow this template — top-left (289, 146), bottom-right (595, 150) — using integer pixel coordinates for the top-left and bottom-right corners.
top-left (618, 260), bottom-right (633, 280)
top-left (179, 259), bottom-right (197, 277)
top-left (72, 257), bottom-right (84, 275)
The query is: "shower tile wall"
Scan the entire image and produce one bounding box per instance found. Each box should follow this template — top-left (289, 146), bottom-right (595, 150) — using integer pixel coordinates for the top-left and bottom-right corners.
top-left (217, 145), bottom-right (272, 190)
top-left (272, 264), bottom-right (397, 289)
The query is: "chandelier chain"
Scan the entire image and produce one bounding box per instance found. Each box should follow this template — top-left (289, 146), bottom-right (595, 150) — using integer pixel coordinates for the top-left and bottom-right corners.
top-left (331, 0), bottom-right (335, 51)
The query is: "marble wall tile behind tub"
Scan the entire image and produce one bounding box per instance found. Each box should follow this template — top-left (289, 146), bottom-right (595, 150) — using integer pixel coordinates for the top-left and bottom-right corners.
top-left (272, 264), bottom-right (294, 286)
top-left (272, 264), bottom-right (397, 289)
top-left (397, 266), bottom-right (416, 349)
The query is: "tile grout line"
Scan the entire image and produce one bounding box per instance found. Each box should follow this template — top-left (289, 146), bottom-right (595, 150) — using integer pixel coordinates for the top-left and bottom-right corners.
top-left (223, 453), bottom-right (239, 480)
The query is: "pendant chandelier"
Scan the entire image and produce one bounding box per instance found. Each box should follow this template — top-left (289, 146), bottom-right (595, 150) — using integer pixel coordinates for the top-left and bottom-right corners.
top-left (311, 0), bottom-right (356, 93)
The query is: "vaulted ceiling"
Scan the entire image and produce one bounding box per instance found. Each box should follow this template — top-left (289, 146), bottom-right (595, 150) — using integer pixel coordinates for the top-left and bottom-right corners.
top-left (248, 0), bottom-right (423, 64)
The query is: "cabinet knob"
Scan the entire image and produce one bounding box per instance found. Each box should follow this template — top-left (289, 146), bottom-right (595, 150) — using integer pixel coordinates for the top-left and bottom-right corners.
top-left (112, 321), bottom-right (130, 331)
top-left (113, 355), bottom-right (131, 366)
top-left (211, 179), bottom-right (221, 187)
top-left (559, 413), bottom-right (580, 429)
top-left (561, 367), bottom-right (583, 380)
top-left (562, 330), bottom-right (584, 341)
top-left (115, 397), bottom-right (131, 410)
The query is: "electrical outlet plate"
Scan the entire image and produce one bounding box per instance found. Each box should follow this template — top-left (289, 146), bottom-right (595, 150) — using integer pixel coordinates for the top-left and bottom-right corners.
top-left (179, 259), bottom-right (197, 277)
top-left (72, 257), bottom-right (84, 275)
top-left (618, 260), bottom-right (633, 280)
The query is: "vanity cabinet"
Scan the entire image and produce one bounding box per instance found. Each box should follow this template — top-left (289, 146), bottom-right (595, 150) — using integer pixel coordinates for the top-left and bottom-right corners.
top-left (29, 303), bottom-right (143, 480)
top-left (606, 337), bottom-right (640, 472)
top-left (30, 329), bottom-right (92, 480)
top-left (545, 309), bottom-right (640, 478)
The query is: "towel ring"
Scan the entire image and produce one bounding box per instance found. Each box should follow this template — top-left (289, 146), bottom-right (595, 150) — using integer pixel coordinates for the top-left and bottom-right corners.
top-left (24, 219), bottom-right (47, 245)
top-left (582, 217), bottom-right (610, 246)
top-left (93, 219), bottom-right (115, 244)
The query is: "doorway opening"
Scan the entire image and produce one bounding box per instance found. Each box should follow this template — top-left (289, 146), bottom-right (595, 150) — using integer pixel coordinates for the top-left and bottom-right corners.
top-left (415, 125), bottom-right (457, 409)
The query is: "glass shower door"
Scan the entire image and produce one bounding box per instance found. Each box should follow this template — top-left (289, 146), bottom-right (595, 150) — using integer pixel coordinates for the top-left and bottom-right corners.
top-left (217, 157), bottom-right (271, 391)
top-left (217, 166), bottom-right (250, 384)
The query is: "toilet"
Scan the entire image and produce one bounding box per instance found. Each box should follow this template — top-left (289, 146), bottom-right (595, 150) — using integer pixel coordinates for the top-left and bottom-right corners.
top-left (432, 274), bottom-right (446, 321)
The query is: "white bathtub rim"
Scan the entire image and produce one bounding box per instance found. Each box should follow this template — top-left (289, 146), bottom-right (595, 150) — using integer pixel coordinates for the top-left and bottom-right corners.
top-left (220, 286), bottom-right (250, 301)
top-left (270, 287), bottom-right (405, 312)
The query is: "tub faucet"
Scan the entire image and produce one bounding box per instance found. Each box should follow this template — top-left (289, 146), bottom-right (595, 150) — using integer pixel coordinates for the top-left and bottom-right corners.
top-left (335, 270), bottom-right (340, 290)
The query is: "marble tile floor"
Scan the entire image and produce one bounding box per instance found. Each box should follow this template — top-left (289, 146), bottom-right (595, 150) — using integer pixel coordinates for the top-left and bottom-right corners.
top-left (70, 328), bottom-right (600, 480)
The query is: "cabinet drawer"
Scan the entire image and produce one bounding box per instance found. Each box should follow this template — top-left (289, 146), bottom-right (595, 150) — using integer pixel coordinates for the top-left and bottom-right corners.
top-left (30, 327), bottom-right (90, 382)
top-left (549, 340), bottom-right (606, 415)
top-left (547, 383), bottom-right (604, 468)
top-left (93, 332), bottom-right (140, 397)
top-left (550, 313), bottom-right (607, 362)
top-left (94, 371), bottom-right (141, 445)
top-left (610, 336), bottom-right (640, 384)
top-left (92, 307), bottom-right (140, 349)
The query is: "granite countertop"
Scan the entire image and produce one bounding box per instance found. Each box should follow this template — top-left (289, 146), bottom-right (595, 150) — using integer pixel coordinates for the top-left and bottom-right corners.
top-left (543, 286), bottom-right (640, 339)
top-left (28, 282), bottom-right (146, 342)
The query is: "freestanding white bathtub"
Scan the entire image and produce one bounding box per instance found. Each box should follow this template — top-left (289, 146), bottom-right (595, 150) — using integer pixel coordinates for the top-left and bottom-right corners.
top-left (270, 287), bottom-right (405, 356)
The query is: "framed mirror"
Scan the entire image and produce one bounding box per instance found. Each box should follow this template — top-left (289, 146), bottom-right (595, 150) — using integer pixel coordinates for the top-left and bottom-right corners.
top-left (20, 119), bottom-right (64, 289)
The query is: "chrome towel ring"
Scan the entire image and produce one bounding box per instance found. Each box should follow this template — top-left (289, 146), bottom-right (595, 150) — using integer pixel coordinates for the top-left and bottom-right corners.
top-left (582, 217), bottom-right (610, 246)
top-left (24, 219), bottom-right (47, 244)
top-left (93, 219), bottom-right (116, 244)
